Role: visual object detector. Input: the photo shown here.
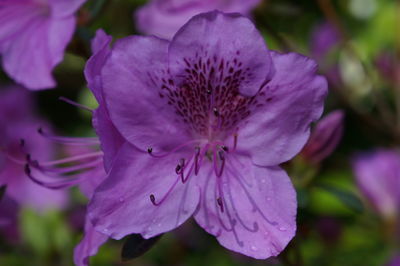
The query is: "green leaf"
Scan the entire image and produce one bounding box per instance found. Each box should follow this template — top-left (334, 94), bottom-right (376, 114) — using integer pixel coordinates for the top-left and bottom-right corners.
top-left (317, 184), bottom-right (364, 213)
top-left (121, 234), bottom-right (162, 262)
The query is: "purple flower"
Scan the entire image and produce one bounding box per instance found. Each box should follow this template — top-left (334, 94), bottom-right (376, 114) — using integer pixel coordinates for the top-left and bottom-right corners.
top-left (310, 22), bottom-right (342, 87)
top-left (0, 0), bottom-right (87, 90)
top-left (0, 86), bottom-right (67, 211)
top-left (301, 110), bottom-right (344, 163)
top-left (74, 29), bottom-right (125, 266)
top-left (134, 0), bottom-right (261, 39)
top-left (87, 11), bottom-right (327, 259)
top-left (310, 22), bottom-right (341, 62)
top-left (352, 149), bottom-right (400, 219)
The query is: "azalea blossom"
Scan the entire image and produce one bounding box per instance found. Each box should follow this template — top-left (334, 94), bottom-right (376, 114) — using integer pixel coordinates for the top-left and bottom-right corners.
top-left (134, 0), bottom-right (261, 39)
top-left (301, 110), bottom-right (344, 163)
top-left (14, 29), bottom-right (123, 265)
top-left (310, 22), bottom-right (342, 87)
top-left (352, 149), bottom-right (400, 220)
top-left (86, 11), bottom-right (327, 259)
top-left (73, 29), bottom-right (125, 266)
top-left (0, 85), bottom-right (67, 238)
top-left (0, 0), bottom-right (87, 90)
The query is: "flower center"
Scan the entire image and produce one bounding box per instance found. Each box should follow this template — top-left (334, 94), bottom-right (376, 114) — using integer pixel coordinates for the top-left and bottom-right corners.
top-left (159, 53), bottom-right (260, 141)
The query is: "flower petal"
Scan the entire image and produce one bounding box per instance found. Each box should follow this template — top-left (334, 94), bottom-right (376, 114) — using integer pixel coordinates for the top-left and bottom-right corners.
top-left (352, 150), bottom-right (400, 218)
top-left (169, 11), bottom-right (274, 97)
top-left (74, 215), bottom-right (108, 266)
top-left (85, 29), bottom-right (124, 172)
top-left (0, 11), bottom-right (75, 89)
top-left (194, 154), bottom-right (296, 259)
top-left (102, 35), bottom-right (190, 151)
top-left (78, 164), bottom-right (107, 199)
top-left (88, 143), bottom-right (200, 239)
top-left (301, 110), bottom-right (344, 163)
top-left (92, 107), bottom-right (124, 172)
top-left (195, 155), bottom-right (297, 259)
top-left (49, 0), bottom-right (86, 18)
top-left (85, 29), bottom-right (112, 103)
top-left (134, 0), bottom-right (261, 40)
top-left (234, 51), bottom-right (327, 166)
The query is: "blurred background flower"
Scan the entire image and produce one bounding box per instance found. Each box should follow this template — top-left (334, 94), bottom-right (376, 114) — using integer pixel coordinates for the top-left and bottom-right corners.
top-left (134, 0), bottom-right (261, 39)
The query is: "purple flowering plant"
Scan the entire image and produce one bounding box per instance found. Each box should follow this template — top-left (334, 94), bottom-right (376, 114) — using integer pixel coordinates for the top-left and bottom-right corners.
top-left (0, 1), bottom-right (398, 265)
top-left (82, 11), bottom-right (327, 261)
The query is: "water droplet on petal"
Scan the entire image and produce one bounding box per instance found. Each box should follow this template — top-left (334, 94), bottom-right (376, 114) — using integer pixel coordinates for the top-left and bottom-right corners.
top-left (102, 228), bottom-right (108, 233)
top-left (266, 197), bottom-right (271, 201)
top-left (119, 197), bottom-right (124, 202)
top-left (278, 226), bottom-right (286, 231)
top-left (157, 223), bottom-right (162, 227)
top-left (250, 245), bottom-right (258, 251)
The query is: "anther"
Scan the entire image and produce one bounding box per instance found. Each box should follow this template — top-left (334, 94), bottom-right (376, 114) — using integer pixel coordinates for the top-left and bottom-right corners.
top-left (217, 197), bottom-right (224, 212)
top-left (175, 164), bottom-right (182, 174)
top-left (37, 127), bottom-right (43, 134)
top-left (147, 147), bottom-right (153, 154)
top-left (26, 154), bottom-right (31, 162)
top-left (207, 89), bottom-right (212, 94)
top-left (221, 145), bottom-right (229, 152)
top-left (149, 194), bottom-right (157, 206)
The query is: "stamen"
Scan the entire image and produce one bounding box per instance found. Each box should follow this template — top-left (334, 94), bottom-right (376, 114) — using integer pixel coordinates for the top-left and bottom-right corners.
top-left (38, 128), bottom-right (100, 146)
top-left (32, 159), bottom-right (102, 175)
top-left (33, 151), bottom-right (103, 167)
top-left (147, 139), bottom-right (200, 158)
top-left (226, 171), bottom-right (259, 232)
top-left (59, 96), bottom-right (93, 112)
top-left (214, 185), bottom-right (233, 231)
top-left (213, 149), bottom-right (226, 178)
top-left (215, 178), bottom-right (244, 247)
top-left (24, 164), bottom-right (81, 189)
top-left (149, 194), bottom-right (157, 206)
top-left (227, 167), bottom-right (278, 227)
top-left (148, 176), bottom-right (180, 206)
top-left (19, 139), bottom-right (25, 147)
top-left (175, 164), bottom-right (182, 174)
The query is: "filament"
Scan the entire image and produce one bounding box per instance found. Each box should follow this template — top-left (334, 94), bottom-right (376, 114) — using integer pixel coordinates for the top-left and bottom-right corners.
top-left (59, 96), bottom-right (93, 112)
